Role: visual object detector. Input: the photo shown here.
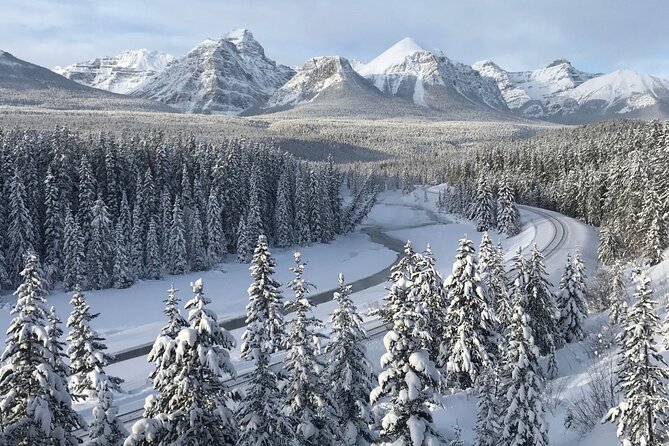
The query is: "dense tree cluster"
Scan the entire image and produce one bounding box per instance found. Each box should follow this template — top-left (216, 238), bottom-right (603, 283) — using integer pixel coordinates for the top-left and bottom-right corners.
top-left (0, 126), bottom-right (376, 292)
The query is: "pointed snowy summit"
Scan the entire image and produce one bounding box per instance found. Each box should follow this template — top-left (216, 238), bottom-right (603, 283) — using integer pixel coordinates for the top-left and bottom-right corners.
top-left (359, 37), bottom-right (435, 76)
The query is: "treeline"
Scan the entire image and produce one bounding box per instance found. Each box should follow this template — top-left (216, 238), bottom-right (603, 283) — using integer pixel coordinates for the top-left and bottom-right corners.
top-left (354, 120), bottom-right (668, 266)
top-left (0, 126), bottom-right (376, 292)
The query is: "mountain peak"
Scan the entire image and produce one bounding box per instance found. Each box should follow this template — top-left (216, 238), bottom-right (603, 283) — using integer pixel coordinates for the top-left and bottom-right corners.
top-left (546, 58), bottom-right (572, 68)
top-left (360, 37), bottom-right (434, 75)
top-left (224, 28), bottom-right (255, 44)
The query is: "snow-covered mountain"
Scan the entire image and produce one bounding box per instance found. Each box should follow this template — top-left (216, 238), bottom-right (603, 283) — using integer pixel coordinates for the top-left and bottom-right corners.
top-left (255, 55), bottom-right (439, 118)
top-left (357, 38), bottom-right (509, 115)
top-left (132, 29), bottom-right (294, 114)
top-left (54, 49), bottom-right (175, 94)
top-left (0, 50), bottom-right (175, 112)
top-left (473, 59), bottom-right (669, 122)
top-left (260, 56), bottom-right (380, 109)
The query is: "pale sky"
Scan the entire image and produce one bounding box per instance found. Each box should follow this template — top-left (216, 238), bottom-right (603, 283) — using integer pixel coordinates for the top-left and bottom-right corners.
top-left (2, 0), bottom-right (668, 78)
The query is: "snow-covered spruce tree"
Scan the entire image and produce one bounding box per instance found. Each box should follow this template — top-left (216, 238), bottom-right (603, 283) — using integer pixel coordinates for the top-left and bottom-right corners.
top-left (644, 204), bottom-right (666, 266)
top-left (236, 213), bottom-right (253, 263)
top-left (77, 154), bottom-right (97, 245)
top-left (67, 287), bottom-right (123, 401)
top-left (609, 262), bottom-right (628, 326)
top-left (556, 252), bottom-right (588, 344)
top-left (499, 272), bottom-right (549, 446)
top-left (526, 245), bottom-right (558, 357)
top-left (155, 279), bottom-right (238, 444)
top-left (7, 168), bottom-right (35, 287)
top-left (473, 368), bottom-right (501, 446)
top-left (86, 195), bottom-right (114, 290)
top-left (144, 218), bottom-right (162, 280)
top-left (45, 306), bottom-right (86, 445)
top-left (167, 195), bottom-right (188, 275)
top-left (112, 219), bottom-right (134, 289)
top-left (294, 166), bottom-right (312, 246)
top-left (605, 270), bottom-right (669, 446)
top-left (284, 252), bottom-right (339, 446)
top-left (325, 273), bottom-right (375, 446)
top-left (414, 246), bottom-right (450, 376)
top-left (444, 237), bottom-right (496, 389)
top-left (188, 205), bottom-right (207, 272)
top-left (130, 198), bottom-right (145, 280)
top-left (125, 286), bottom-right (188, 444)
top-left (236, 235), bottom-right (294, 446)
top-left (63, 207), bottom-right (86, 292)
top-left (470, 174), bottom-right (494, 232)
top-left (88, 382), bottom-right (128, 446)
top-left (205, 189), bottom-right (226, 267)
top-left (478, 233), bottom-right (506, 321)
top-left (0, 254), bottom-right (84, 444)
top-left (274, 167), bottom-right (294, 248)
top-left (497, 177), bottom-right (520, 236)
top-left (370, 246), bottom-right (442, 445)
top-left (43, 165), bottom-right (64, 286)
top-left (598, 225), bottom-right (624, 266)
top-left (449, 425), bottom-right (463, 446)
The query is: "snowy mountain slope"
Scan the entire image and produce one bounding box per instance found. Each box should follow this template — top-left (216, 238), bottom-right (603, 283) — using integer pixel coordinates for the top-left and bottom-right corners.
top-left (473, 59), bottom-right (669, 122)
top-left (567, 69), bottom-right (669, 114)
top-left (132, 29), bottom-right (294, 114)
top-left (253, 55), bottom-right (437, 118)
top-left (358, 38), bottom-right (509, 115)
top-left (53, 49), bottom-right (175, 94)
top-left (0, 50), bottom-right (176, 112)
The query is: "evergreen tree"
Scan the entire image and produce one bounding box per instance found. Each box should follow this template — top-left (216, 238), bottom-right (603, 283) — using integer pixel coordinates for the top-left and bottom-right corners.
top-left (325, 273), bottom-right (375, 446)
top-left (144, 218), bottom-right (162, 280)
top-left (556, 251), bottom-right (588, 344)
top-left (133, 279), bottom-right (237, 446)
top-left (46, 306), bottom-right (86, 445)
top-left (412, 246), bottom-right (449, 374)
top-left (478, 233), bottom-right (506, 322)
top-left (112, 220), bottom-right (134, 289)
top-left (188, 205), bottom-right (207, 272)
top-left (500, 272), bottom-right (549, 446)
top-left (294, 167), bottom-right (311, 246)
top-left (473, 368), bottom-right (501, 446)
top-left (7, 169), bottom-right (35, 287)
top-left (598, 225), bottom-right (624, 266)
top-left (236, 213), bottom-right (253, 263)
top-left (605, 270), bottom-right (669, 446)
top-left (67, 288), bottom-right (123, 401)
top-left (274, 168), bottom-right (294, 248)
top-left (86, 195), bottom-right (113, 290)
top-left (609, 262), bottom-right (628, 326)
top-left (526, 245), bottom-right (558, 357)
top-left (126, 286), bottom-right (187, 443)
top-left (205, 189), bottom-right (225, 267)
top-left (471, 174), bottom-right (494, 232)
top-left (63, 207), bottom-right (85, 292)
top-left (284, 253), bottom-right (339, 446)
top-left (43, 165), bottom-right (64, 286)
top-left (236, 235), bottom-right (294, 446)
top-left (497, 177), bottom-right (520, 236)
top-left (0, 254), bottom-right (84, 444)
top-left (444, 237), bottom-right (496, 389)
top-left (77, 154), bottom-right (97, 245)
top-left (87, 382), bottom-right (128, 446)
top-left (167, 196), bottom-right (187, 275)
top-left (130, 199), bottom-right (145, 280)
top-left (371, 246), bottom-right (442, 445)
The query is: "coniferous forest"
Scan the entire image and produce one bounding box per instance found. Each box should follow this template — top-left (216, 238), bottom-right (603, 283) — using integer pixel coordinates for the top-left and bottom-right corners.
top-left (0, 126), bottom-right (376, 292)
